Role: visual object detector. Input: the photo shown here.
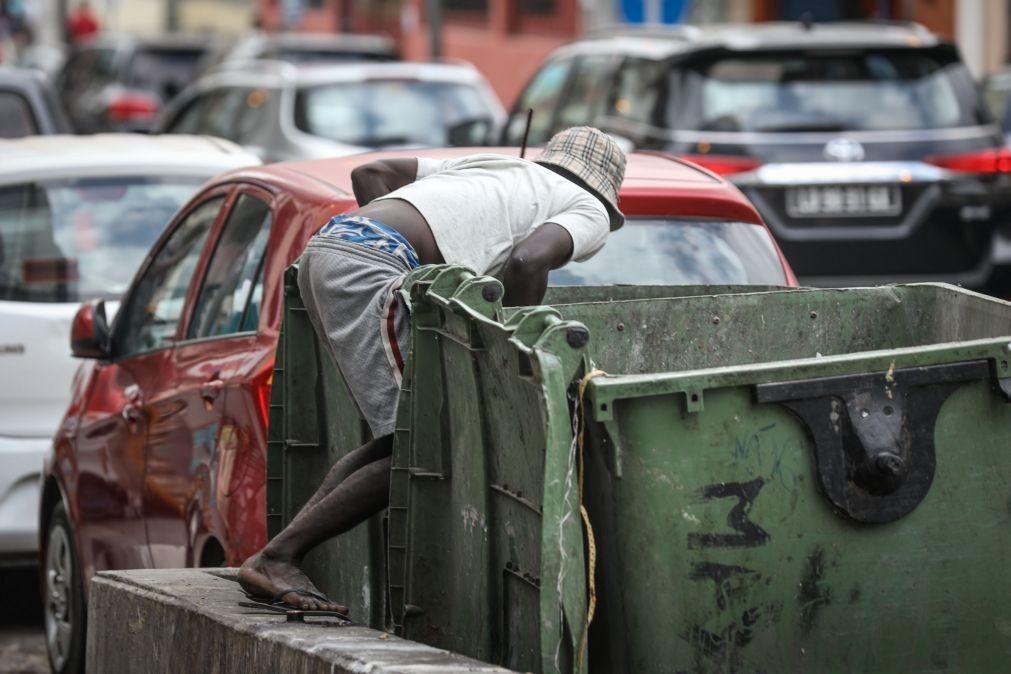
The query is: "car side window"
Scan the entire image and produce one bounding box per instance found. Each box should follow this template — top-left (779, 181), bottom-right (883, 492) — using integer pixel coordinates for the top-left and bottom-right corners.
top-left (202, 88), bottom-right (248, 141)
top-left (608, 57), bottom-right (664, 125)
top-left (115, 197), bottom-right (222, 357)
top-left (556, 55), bottom-right (615, 129)
top-left (503, 58), bottom-right (573, 145)
top-left (187, 194), bottom-right (272, 339)
top-left (233, 88), bottom-right (273, 144)
top-left (0, 91), bottom-right (38, 138)
top-left (165, 93), bottom-right (211, 134)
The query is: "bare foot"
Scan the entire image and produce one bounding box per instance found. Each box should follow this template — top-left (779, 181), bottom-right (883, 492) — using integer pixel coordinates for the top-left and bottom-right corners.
top-left (238, 550), bottom-right (348, 613)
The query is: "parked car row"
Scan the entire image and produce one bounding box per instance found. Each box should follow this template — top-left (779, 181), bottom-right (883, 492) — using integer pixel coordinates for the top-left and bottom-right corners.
top-left (2, 17), bottom-right (1010, 674)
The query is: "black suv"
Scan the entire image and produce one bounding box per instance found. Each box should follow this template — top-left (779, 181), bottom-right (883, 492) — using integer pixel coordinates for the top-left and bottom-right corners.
top-left (504, 22), bottom-right (1011, 292)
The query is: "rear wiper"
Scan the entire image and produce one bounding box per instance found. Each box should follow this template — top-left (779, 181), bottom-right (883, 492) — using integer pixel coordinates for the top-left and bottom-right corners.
top-left (354, 135), bottom-right (412, 148)
top-left (753, 121), bottom-right (850, 133)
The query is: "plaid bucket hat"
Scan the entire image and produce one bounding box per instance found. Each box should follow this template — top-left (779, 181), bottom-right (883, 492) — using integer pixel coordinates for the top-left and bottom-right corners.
top-left (535, 126), bottom-right (627, 230)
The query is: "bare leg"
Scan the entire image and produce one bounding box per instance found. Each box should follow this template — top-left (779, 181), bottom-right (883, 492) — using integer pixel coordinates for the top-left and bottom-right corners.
top-left (290, 435), bottom-right (392, 526)
top-left (238, 436), bottom-right (393, 612)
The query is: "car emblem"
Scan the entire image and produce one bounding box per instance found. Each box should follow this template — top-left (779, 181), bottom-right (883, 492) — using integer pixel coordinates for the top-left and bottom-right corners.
top-left (823, 138), bottom-right (865, 162)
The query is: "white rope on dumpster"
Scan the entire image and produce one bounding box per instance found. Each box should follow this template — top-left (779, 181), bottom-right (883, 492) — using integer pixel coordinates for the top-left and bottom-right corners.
top-left (575, 368), bottom-right (605, 670)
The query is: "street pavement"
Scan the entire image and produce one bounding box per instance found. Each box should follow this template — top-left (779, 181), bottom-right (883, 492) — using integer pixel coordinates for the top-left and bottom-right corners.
top-left (0, 566), bottom-right (47, 674)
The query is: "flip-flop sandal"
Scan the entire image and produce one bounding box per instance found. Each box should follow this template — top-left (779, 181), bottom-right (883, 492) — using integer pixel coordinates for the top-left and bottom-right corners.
top-left (238, 599), bottom-right (350, 623)
top-left (242, 588), bottom-right (349, 615)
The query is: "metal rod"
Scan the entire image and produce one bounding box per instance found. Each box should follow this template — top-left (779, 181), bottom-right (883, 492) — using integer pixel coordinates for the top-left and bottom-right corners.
top-left (519, 108), bottom-right (533, 158)
top-left (166, 0), bottom-right (180, 32)
top-left (427, 0), bottom-right (442, 61)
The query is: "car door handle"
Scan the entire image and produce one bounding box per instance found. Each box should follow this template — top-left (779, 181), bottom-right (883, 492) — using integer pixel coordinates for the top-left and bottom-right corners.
top-left (122, 403), bottom-right (143, 423)
top-left (200, 378), bottom-right (224, 402)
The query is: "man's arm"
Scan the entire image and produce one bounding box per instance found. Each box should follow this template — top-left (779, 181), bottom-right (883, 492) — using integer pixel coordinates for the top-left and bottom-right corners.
top-left (501, 223), bottom-right (574, 307)
top-left (350, 159), bottom-right (419, 206)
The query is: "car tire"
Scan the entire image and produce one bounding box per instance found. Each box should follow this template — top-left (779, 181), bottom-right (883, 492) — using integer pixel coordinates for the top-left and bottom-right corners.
top-left (43, 502), bottom-right (86, 674)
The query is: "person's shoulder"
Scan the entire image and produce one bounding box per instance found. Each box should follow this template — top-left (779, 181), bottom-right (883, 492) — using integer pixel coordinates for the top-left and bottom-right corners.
top-left (443, 153), bottom-right (531, 168)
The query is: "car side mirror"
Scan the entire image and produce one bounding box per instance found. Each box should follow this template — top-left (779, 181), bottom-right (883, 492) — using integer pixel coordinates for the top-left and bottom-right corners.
top-left (447, 117), bottom-right (492, 146)
top-left (71, 300), bottom-right (110, 359)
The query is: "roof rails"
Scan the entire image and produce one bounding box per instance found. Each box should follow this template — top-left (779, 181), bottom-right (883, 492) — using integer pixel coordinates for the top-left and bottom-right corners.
top-left (587, 19), bottom-right (934, 41)
top-left (206, 58), bottom-right (299, 78)
top-left (825, 18), bottom-right (934, 35)
top-left (586, 24), bottom-right (702, 42)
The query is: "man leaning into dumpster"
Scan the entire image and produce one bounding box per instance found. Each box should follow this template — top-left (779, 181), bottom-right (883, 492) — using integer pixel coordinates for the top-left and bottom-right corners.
top-left (238, 127), bottom-right (627, 612)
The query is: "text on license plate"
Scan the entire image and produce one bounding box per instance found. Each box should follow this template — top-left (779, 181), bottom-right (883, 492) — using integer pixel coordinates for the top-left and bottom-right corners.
top-left (786, 185), bottom-right (902, 218)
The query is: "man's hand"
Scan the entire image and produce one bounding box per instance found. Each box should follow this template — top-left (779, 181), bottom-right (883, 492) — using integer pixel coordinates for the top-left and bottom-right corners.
top-left (351, 159), bottom-right (419, 206)
top-left (501, 223), bottom-right (574, 307)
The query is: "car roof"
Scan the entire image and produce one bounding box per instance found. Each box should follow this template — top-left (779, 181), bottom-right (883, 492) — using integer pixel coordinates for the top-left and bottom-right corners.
top-left (219, 147), bottom-right (764, 224)
top-left (200, 59), bottom-right (485, 88)
top-left (0, 134), bottom-right (260, 183)
top-left (0, 66), bottom-right (49, 89)
top-left (553, 21), bottom-right (943, 60)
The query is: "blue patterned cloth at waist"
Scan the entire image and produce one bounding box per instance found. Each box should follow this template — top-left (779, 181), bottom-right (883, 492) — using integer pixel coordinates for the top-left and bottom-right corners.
top-left (314, 214), bottom-right (421, 269)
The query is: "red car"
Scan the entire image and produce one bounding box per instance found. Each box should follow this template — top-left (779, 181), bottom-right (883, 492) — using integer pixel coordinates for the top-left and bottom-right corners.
top-left (39, 148), bottom-right (797, 673)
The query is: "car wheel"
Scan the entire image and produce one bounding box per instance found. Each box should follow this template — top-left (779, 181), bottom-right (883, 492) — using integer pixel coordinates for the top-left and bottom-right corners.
top-left (44, 502), bottom-right (86, 674)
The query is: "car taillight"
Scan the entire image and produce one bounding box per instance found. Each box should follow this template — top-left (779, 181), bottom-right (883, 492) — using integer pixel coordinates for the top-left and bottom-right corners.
top-left (106, 93), bottom-right (160, 123)
top-left (679, 154), bottom-right (763, 176)
top-left (925, 148), bottom-right (1011, 174)
top-left (252, 364), bottom-right (274, 432)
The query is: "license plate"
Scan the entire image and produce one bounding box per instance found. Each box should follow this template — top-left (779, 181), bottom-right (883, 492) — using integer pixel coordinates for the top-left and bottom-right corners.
top-left (786, 185), bottom-right (902, 218)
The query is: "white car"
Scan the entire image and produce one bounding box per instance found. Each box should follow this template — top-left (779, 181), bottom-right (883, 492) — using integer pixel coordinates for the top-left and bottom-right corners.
top-left (155, 60), bottom-right (506, 161)
top-left (0, 134), bottom-right (259, 563)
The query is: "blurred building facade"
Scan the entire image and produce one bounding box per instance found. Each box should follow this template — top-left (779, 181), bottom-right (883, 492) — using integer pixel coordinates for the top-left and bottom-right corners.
top-left (90, 0), bottom-right (253, 34)
top-left (20, 0), bottom-right (253, 46)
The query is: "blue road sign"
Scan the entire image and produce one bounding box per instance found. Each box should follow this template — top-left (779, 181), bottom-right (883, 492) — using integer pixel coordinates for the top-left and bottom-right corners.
top-left (619, 0), bottom-right (689, 24)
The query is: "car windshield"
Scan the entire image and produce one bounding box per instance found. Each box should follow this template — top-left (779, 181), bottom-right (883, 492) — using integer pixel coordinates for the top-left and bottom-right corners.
top-left (549, 219), bottom-right (788, 286)
top-left (127, 47), bottom-right (206, 99)
top-left (0, 176), bottom-right (203, 303)
top-left (295, 79), bottom-right (490, 147)
top-left (685, 50), bottom-right (977, 132)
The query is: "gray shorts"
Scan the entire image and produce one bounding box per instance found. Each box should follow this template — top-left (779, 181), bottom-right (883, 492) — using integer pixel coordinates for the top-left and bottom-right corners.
top-left (297, 235), bottom-right (411, 438)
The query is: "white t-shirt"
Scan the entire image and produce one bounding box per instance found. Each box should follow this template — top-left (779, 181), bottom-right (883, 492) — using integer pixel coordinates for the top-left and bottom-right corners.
top-left (374, 154), bottom-right (610, 276)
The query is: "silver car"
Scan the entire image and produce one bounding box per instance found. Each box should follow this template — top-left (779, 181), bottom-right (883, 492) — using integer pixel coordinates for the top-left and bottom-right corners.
top-left (154, 60), bottom-right (506, 161)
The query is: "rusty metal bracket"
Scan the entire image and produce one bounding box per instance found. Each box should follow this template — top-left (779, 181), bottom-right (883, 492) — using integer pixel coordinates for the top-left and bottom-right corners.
top-left (756, 360), bottom-right (989, 524)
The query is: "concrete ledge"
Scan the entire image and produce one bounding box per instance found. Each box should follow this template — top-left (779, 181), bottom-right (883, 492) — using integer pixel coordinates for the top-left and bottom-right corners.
top-left (86, 568), bottom-right (517, 674)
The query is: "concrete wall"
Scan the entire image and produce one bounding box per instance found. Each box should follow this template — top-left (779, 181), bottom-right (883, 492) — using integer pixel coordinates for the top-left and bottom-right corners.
top-left (87, 569), bottom-right (515, 674)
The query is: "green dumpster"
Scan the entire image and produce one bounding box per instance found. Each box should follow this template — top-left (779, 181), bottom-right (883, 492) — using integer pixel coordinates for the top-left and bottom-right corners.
top-left (268, 264), bottom-right (1011, 673)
